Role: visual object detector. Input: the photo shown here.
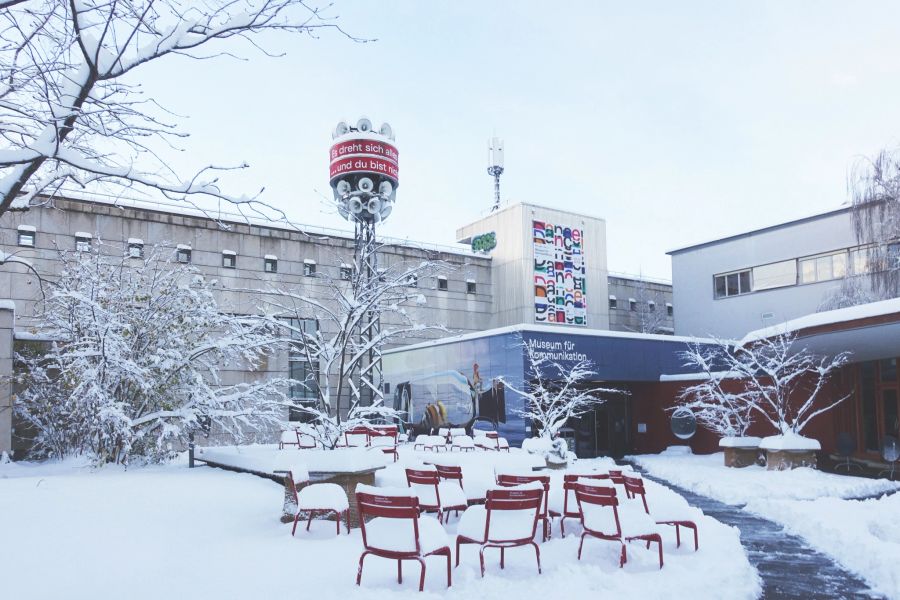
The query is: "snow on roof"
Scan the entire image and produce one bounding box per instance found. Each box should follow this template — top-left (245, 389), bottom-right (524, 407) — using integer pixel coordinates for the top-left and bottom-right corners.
top-left (176, 244), bottom-right (191, 250)
top-left (740, 297), bottom-right (900, 345)
top-left (340, 262), bottom-right (351, 268)
top-left (466, 278), bottom-right (476, 283)
top-left (609, 295), bottom-right (616, 300)
top-left (128, 238), bottom-right (144, 245)
top-left (437, 275), bottom-right (447, 280)
top-left (666, 302), bottom-right (673, 307)
top-left (628, 297), bottom-right (636, 303)
top-left (74, 232), bottom-right (92, 238)
top-left (17, 225), bottom-right (36, 232)
top-left (14, 331), bottom-right (64, 342)
top-left (659, 370), bottom-right (743, 382)
top-left (303, 258), bottom-right (316, 264)
top-left (264, 254), bottom-right (277, 260)
top-left (0, 299), bottom-right (16, 311)
top-left (386, 323), bottom-right (715, 355)
top-left (222, 249), bottom-right (236, 255)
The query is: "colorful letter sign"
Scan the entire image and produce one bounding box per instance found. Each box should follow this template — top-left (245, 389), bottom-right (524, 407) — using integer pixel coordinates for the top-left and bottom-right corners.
top-left (533, 220), bottom-right (587, 326)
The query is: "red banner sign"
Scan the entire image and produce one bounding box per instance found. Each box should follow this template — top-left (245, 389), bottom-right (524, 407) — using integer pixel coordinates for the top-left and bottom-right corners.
top-left (329, 156), bottom-right (399, 182)
top-left (329, 139), bottom-right (398, 164)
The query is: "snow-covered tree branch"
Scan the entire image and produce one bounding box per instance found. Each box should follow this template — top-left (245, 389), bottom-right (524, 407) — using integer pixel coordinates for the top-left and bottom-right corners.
top-left (14, 242), bottom-right (289, 464)
top-left (504, 339), bottom-right (621, 440)
top-left (251, 242), bottom-right (452, 448)
top-left (679, 334), bottom-right (851, 437)
top-left (0, 0), bottom-right (362, 219)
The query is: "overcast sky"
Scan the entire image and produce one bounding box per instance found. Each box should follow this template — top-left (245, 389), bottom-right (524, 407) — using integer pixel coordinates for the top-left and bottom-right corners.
top-left (134, 1), bottom-right (900, 280)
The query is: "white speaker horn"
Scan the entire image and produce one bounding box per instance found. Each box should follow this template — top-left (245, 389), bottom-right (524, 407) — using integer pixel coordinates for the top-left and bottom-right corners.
top-left (334, 121), bottom-right (349, 138)
top-left (336, 179), bottom-right (351, 196)
top-left (357, 117), bottom-right (372, 132)
top-left (366, 197), bottom-right (382, 215)
top-left (357, 177), bottom-right (374, 193)
top-left (378, 181), bottom-right (393, 196)
top-left (379, 123), bottom-right (393, 138)
top-left (348, 197), bottom-right (364, 214)
top-left (380, 202), bottom-right (393, 220)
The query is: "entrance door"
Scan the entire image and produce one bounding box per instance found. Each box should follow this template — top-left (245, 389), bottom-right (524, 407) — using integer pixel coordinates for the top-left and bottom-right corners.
top-left (572, 396), bottom-right (631, 458)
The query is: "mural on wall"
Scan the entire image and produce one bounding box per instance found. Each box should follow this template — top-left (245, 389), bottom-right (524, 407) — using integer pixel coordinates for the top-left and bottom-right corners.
top-left (533, 220), bottom-right (587, 325)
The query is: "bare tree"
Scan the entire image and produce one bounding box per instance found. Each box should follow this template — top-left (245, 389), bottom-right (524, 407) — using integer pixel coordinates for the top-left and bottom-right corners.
top-left (255, 243), bottom-right (452, 448)
top-left (676, 341), bottom-right (755, 438)
top-left (0, 0), bottom-right (359, 220)
top-left (681, 333), bottom-right (850, 437)
top-left (849, 148), bottom-right (900, 298)
top-left (625, 276), bottom-right (670, 335)
top-left (817, 275), bottom-right (878, 312)
top-left (504, 339), bottom-right (619, 440)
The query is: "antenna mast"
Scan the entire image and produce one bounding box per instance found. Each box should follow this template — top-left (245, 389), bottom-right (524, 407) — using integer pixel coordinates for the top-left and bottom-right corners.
top-left (487, 137), bottom-right (504, 212)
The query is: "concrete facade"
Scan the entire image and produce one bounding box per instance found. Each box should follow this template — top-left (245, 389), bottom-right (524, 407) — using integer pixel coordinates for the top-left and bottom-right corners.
top-left (669, 207), bottom-right (864, 338)
top-left (607, 275), bottom-right (674, 334)
top-left (456, 202), bottom-right (610, 330)
top-left (0, 305), bottom-right (12, 455)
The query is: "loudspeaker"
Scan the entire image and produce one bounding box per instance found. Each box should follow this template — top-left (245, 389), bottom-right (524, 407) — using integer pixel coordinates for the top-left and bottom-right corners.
top-left (333, 121), bottom-right (349, 138)
top-left (357, 177), bottom-right (374, 193)
top-left (357, 117), bottom-right (372, 132)
top-left (378, 181), bottom-right (393, 196)
top-left (336, 179), bottom-right (351, 195)
top-left (379, 123), bottom-right (393, 138)
top-left (367, 197), bottom-right (382, 215)
top-left (348, 198), bottom-right (364, 214)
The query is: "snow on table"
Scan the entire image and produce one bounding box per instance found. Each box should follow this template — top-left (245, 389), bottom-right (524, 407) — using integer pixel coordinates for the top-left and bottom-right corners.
top-left (0, 458), bottom-right (761, 600)
top-left (629, 448), bottom-right (900, 505)
top-left (197, 443), bottom-right (390, 475)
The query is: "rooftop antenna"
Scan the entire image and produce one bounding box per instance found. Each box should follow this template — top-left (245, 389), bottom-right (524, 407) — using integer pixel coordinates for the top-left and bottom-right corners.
top-left (487, 137), bottom-right (504, 212)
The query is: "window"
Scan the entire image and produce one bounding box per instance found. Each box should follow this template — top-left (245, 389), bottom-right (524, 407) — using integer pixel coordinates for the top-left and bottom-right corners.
top-left (851, 246), bottom-right (871, 275)
top-left (714, 269), bottom-right (751, 298)
top-left (286, 317), bottom-right (318, 421)
top-left (861, 361), bottom-right (878, 452)
top-left (466, 279), bottom-right (476, 294)
top-left (222, 250), bottom-right (236, 269)
top-left (752, 260), bottom-right (797, 291)
top-left (377, 268), bottom-right (386, 282)
top-left (629, 297), bottom-right (637, 311)
top-left (437, 276), bottom-right (448, 291)
top-left (303, 259), bottom-right (316, 277)
top-left (666, 302), bottom-right (674, 317)
top-left (340, 263), bottom-right (352, 280)
top-left (609, 295), bottom-right (617, 310)
top-left (799, 251), bottom-right (848, 284)
top-left (648, 300), bottom-right (656, 312)
top-left (176, 245), bottom-right (191, 264)
top-left (75, 233), bottom-right (91, 252)
top-left (128, 238), bottom-right (144, 258)
top-left (17, 226), bottom-right (35, 247)
top-left (264, 255), bottom-right (277, 273)
top-left (888, 243), bottom-right (900, 270)
top-left (407, 274), bottom-right (418, 288)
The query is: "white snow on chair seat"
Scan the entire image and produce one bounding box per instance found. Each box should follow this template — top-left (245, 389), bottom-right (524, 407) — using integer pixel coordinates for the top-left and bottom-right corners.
top-left (548, 488), bottom-right (574, 515)
top-left (649, 504), bottom-right (702, 523)
top-left (457, 505), bottom-right (538, 542)
top-left (576, 477), bottom-right (615, 490)
top-left (271, 455), bottom-right (309, 483)
top-left (409, 481), bottom-right (467, 508)
top-left (449, 428), bottom-right (466, 437)
top-left (451, 435), bottom-right (475, 448)
top-left (369, 436), bottom-right (396, 448)
top-left (296, 483), bottom-right (349, 511)
top-left (618, 504), bottom-right (664, 538)
top-left (356, 483), bottom-right (413, 498)
top-left (280, 431), bottom-right (297, 443)
top-left (365, 515), bottom-right (449, 554)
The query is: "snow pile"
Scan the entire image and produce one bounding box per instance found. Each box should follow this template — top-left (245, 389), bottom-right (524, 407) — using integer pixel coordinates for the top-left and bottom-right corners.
top-left (719, 437), bottom-right (762, 448)
top-left (198, 444), bottom-right (389, 474)
top-left (758, 434), bottom-right (821, 451)
top-left (746, 493), bottom-right (900, 597)
top-left (0, 457), bottom-right (761, 600)
top-left (630, 451), bottom-right (900, 504)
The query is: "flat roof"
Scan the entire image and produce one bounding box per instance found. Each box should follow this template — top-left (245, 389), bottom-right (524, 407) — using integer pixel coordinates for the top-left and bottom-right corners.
top-left (386, 323), bottom-right (711, 355)
top-left (667, 205), bottom-right (851, 256)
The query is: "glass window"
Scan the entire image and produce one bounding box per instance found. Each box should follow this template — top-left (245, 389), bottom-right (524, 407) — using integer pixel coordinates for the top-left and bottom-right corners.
top-left (738, 271), bottom-right (750, 294)
top-left (286, 317), bottom-right (319, 416)
top-left (75, 235), bottom-right (91, 252)
top-left (667, 303), bottom-right (674, 317)
top-left (648, 301), bottom-right (656, 312)
top-left (832, 252), bottom-right (847, 279)
top-left (264, 257), bottom-right (277, 273)
top-left (304, 261), bottom-right (316, 276)
top-left (884, 389), bottom-right (899, 439)
top-left (609, 297), bottom-right (617, 309)
top-left (815, 255), bottom-right (833, 281)
top-left (408, 274), bottom-right (418, 288)
top-left (340, 265), bottom-right (352, 280)
top-left (714, 275), bottom-right (727, 298)
top-left (752, 260), bottom-right (797, 290)
top-left (466, 280), bottom-right (476, 294)
top-left (726, 273), bottom-right (739, 296)
top-left (851, 247), bottom-right (870, 275)
top-left (880, 358), bottom-right (897, 382)
top-left (800, 258), bottom-right (816, 283)
top-left (128, 243), bottom-right (144, 258)
top-left (17, 230), bottom-right (35, 247)
top-left (222, 253), bottom-right (236, 268)
top-left (861, 362), bottom-right (878, 452)
top-left (629, 298), bottom-right (637, 311)
top-left (176, 248), bottom-right (191, 263)
top-left (437, 277), bottom-right (448, 291)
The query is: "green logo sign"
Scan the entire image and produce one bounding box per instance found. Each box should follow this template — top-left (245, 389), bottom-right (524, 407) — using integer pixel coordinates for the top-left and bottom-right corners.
top-left (471, 231), bottom-right (497, 253)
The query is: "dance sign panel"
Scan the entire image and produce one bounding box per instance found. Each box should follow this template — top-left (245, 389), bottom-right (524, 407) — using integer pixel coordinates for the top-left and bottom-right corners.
top-left (533, 220), bottom-right (587, 326)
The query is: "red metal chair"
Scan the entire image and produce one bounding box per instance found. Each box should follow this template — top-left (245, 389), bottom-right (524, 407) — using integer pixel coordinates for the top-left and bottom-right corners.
top-left (279, 430), bottom-right (300, 449)
top-left (496, 474), bottom-right (551, 541)
top-left (369, 427), bottom-right (399, 462)
top-left (343, 426), bottom-right (371, 448)
top-left (623, 474), bottom-right (699, 551)
top-left (406, 468), bottom-right (468, 523)
top-left (356, 487), bottom-right (452, 591)
top-left (456, 487), bottom-right (543, 576)
top-left (608, 469), bottom-right (634, 499)
top-left (575, 482), bottom-right (664, 569)
top-left (293, 483), bottom-right (350, 536)
top-left (296, 426), bottom-right (318, 449)
top-left (475, 431), bottom-right (510, 452)
top-left (435, 464), bottom-right (487, 505)
top-left (549, 472), bottom-right (611, 538)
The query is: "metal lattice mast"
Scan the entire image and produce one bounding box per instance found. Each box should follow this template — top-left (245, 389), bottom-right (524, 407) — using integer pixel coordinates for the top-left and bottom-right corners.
top-left (355, 220), bottom-right (383, 406)
top-left (488, 136), bottom-right (504, 212)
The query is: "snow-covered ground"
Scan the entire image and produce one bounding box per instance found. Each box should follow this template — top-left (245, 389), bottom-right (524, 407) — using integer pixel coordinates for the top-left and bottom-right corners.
top-left (630, 448), bottom-right (900, 598)
top-left (0, 450), bottom-right (761, 600)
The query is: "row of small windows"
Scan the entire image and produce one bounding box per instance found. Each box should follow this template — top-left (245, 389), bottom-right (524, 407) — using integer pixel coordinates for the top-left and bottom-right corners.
top-left (713, 242), bottom-right (900, 299)
top-left (608, 295), bottom-right (674, 316)
top-left (14, 228), bottom-right (479, 292)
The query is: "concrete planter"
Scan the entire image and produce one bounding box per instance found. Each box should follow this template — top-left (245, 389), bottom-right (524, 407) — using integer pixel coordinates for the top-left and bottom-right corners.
top-left (765, 449), bottom-right (817, 471)
top-left (308, 467), bottom-right (382, 528)
top-left (719, 437), bottom-right (762, 468)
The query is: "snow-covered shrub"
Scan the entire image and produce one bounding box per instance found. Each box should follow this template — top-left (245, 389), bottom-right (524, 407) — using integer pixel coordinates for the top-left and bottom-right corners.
top-left (505, 339), bottom-right (620, 442)
top-left (15, 243), bottom-right (288, 464)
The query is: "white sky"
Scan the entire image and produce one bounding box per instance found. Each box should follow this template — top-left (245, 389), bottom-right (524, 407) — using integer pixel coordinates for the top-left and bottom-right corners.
top-left (134, 0), bottom-right (900, 280)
